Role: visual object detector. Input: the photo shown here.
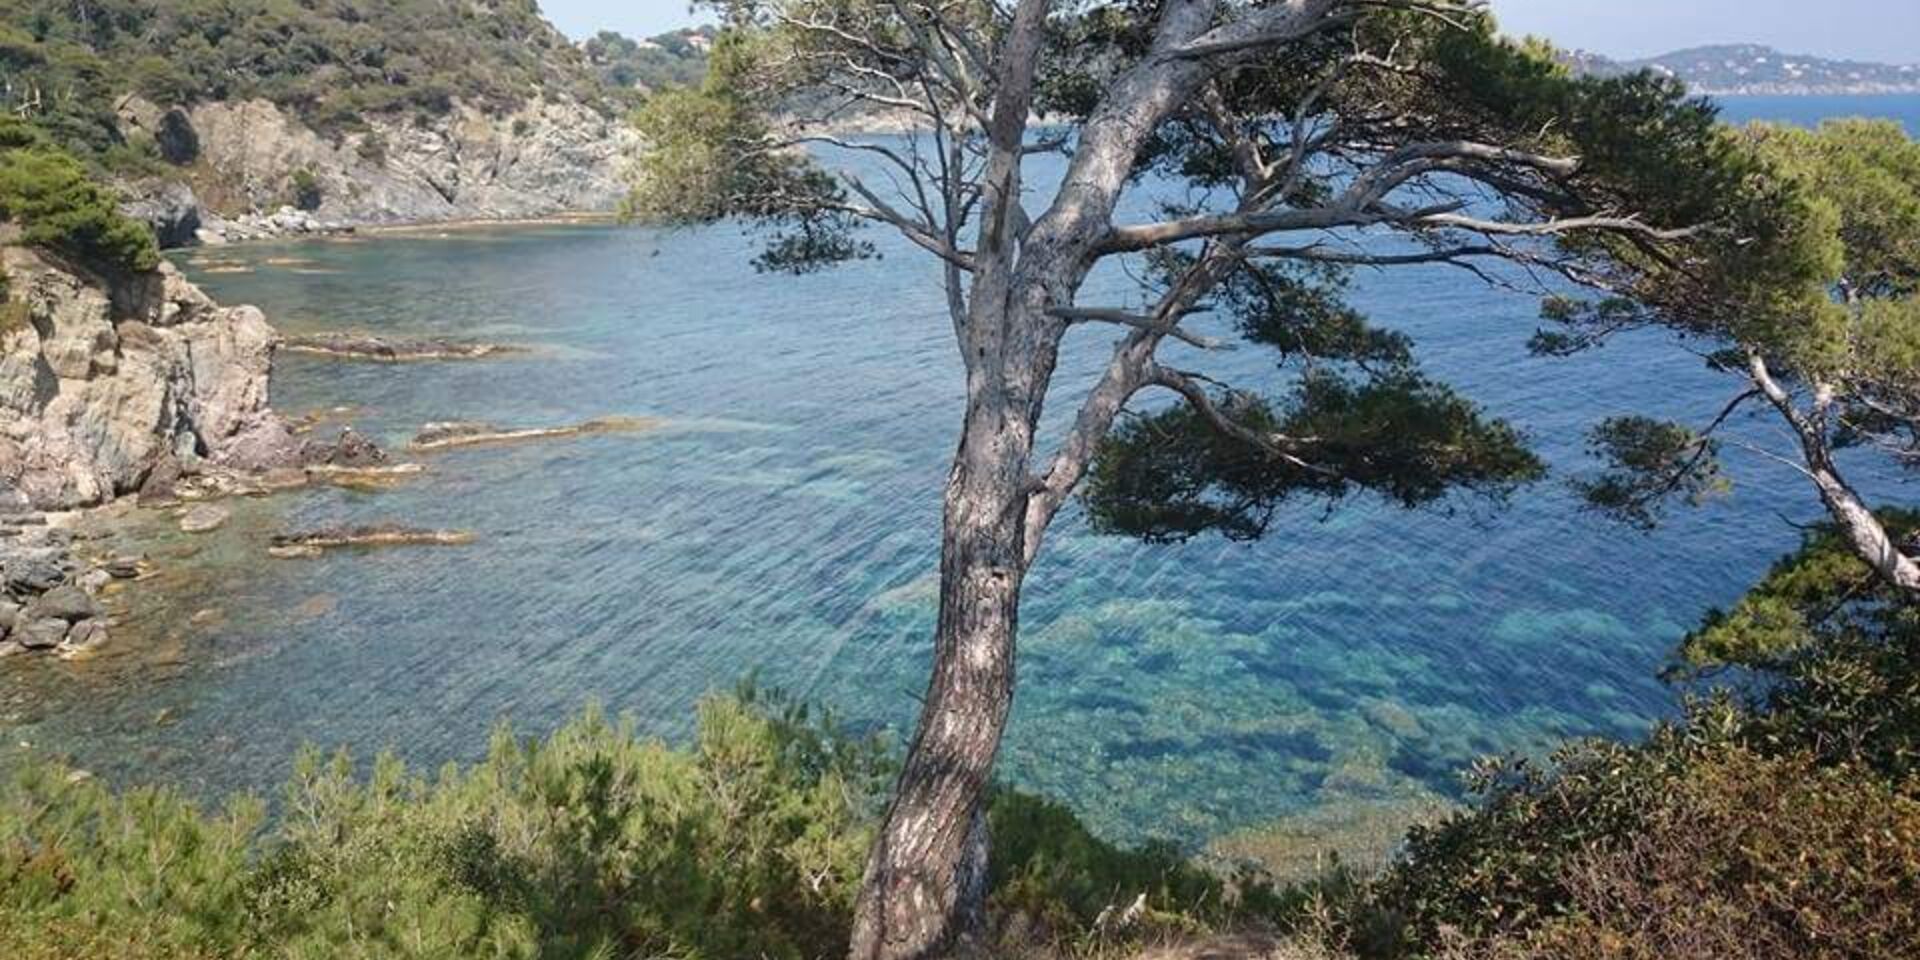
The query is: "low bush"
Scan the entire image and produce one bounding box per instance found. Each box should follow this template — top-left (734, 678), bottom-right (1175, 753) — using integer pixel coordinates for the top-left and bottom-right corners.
top-left (1468, 749), bottom-right (1920, 960)
top-left (1, 684), bottom-right (1294, 959)
top-left (2, 689), bottom-right (888, 959)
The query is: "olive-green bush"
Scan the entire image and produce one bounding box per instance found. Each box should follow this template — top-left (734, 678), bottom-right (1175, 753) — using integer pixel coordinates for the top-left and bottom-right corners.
top-left (1, 686), bottom-right (1292, 959)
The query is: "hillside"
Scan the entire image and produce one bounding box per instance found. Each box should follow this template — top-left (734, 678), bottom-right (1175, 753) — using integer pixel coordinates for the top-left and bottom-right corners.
top-left (581, 26), bottom-right (715, 94)
top-left (1566, 44), bottom-right (1920, 95)
top-left (0, 0), bottom-right (638, 244)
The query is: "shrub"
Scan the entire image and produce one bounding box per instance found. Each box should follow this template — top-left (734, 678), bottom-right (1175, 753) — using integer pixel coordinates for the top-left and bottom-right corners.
top-left (0, 115), bottom-right (158, 273)
top-left (288, 168), bottom-right (322, 212)
top-left (992, 791), bottom-right (1249, 946)
top-left (1451, 750), bottom-right (1920, 960)
top-left (1, 690), bottom-right (890, 959)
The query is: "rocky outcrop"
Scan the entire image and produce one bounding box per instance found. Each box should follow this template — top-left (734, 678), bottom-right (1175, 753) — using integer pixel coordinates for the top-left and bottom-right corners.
top-left (0, 245), bottom-right (304, 511)
top-left (116, 94), bottom-right (637, 246)
top-left (119, 180), bottom-right (204, 249)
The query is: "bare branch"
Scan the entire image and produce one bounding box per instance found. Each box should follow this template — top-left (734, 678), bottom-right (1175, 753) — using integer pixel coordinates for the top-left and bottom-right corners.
top-left (1048, 306), bottom-right (1229, 351)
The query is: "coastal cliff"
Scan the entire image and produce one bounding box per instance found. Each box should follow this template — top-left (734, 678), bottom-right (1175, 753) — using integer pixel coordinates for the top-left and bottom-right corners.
top-left (116, 93), bottom-right (638, 245)
top-left (0, 241), bottom-right (297, 511)
top-left (0, 0), bottom-right (648, 247)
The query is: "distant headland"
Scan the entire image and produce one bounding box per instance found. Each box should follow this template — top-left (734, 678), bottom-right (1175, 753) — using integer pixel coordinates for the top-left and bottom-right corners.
top-left (1562, 44), bottom-right (1920, 96)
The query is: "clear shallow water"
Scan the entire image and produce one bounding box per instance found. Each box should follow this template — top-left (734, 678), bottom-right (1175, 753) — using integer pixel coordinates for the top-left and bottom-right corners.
top-left (3, 95), bottom-right (1915, 846)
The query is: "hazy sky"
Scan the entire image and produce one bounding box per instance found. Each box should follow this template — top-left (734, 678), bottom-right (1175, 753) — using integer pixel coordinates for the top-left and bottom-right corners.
top-left (1488, 0), bottom-right (1920, 64)
top-left (540, 0), bottom-right (1920, 64)
top-left (541, 0), bottom-right (708, 41)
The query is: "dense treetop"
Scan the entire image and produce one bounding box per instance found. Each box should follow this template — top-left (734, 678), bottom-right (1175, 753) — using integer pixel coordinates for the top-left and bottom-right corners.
top-left (580, 26), bottom-right (715, 94)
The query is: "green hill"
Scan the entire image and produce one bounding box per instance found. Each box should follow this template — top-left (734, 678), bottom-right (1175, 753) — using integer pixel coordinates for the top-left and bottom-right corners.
top-left (0, 0), bottom-right (616, 170)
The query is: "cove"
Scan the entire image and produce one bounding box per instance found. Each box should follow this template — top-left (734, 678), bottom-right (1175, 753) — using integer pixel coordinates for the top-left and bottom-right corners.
top-left (1, 95), bottom-right (1913, 849)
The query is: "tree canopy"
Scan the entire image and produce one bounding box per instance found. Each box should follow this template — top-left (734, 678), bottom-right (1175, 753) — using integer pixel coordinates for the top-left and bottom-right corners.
top-left (1557, 118), bottom-right (1920, 591)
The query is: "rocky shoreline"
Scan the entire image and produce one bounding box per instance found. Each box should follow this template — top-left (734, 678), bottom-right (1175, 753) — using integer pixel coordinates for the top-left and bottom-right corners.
top-left (0, 514), bottom-right (137, 660)
top-left (1, 226), bottom-right (661, 664)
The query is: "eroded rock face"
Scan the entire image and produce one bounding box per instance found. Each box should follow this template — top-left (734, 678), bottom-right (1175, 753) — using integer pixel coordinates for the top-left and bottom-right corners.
top-left (0, 246), bottom-right (300, 510)
top-left (117, 94), bottom-right (636, 245)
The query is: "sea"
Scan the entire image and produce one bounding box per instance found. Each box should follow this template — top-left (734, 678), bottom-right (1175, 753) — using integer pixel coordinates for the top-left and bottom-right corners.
top-left (2, 94), bottom-right (1914, 847)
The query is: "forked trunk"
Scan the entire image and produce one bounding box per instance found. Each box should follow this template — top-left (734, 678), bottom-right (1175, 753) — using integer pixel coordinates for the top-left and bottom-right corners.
top-left (848, 395), bottom-right (1034, 960)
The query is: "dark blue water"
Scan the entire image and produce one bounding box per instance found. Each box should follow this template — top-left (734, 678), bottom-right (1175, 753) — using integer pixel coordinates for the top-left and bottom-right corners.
top-left (4, 95), bottom-right (1914, 845)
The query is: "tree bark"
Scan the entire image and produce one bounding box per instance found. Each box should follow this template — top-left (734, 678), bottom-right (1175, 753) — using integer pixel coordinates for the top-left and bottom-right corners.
top-left (847, 387), bottom-right (1035, 960)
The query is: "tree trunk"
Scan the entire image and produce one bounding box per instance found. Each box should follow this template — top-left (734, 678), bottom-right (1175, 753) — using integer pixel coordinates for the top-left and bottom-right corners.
top-left (848, 391), bottom-right (1034, 960)
top-left (1749, 356), bottom-right (1920, 595)
top-left (1806, 456), bottom-right (1920, 593)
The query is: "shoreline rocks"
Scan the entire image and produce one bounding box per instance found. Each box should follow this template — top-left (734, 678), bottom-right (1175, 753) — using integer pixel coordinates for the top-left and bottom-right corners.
top-left (0, 515), bottom-right (138, 660)
top-left (280, 332), bottom-right (525, 362)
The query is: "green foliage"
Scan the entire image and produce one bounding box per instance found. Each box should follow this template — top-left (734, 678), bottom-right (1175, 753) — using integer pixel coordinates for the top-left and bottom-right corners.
top-left (1548, 120), bottom-right (1920, 529)
top-left (625, 35), bottom-right (873, 273)
top-left (3, 687), bottom-right (1306, 958)
top-left (288, 167), bottom-right (321, 212)
top-left (1572, 416), bottom-right (1727, 530)
top-left (1445, 749), bottom-right (1920, 960)
top-left (988, 791), bottom-right (1287, 947)
top-left (1085, 371), bottom-right (1543, 544)
top-left (0, 114), bottom-right (158, 272)
top-left (583, 28), bottom-right (712, 94)
top-left (1, 691), bottom-right (890, 960)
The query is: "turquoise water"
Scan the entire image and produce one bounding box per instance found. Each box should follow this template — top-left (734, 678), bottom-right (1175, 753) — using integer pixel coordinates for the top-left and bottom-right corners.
top-left (3, 95), bottom-right (1915, 846)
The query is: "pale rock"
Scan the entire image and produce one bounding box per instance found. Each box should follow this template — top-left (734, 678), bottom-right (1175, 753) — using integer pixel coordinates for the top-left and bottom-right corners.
top-left (0, 247), bottom-right (302, 510)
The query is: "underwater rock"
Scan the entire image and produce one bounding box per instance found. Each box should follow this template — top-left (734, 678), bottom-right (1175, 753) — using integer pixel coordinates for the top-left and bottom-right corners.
top-left (58, 620), bottom-right (110, 660)
top-left (408, 416), bottom-right (658, 450)
top-left (4, 556), bottom-right (65, 594)
top-left (25, 585), bottom-right (100, 623)
top-left (179, 504), bottom-right (231, 534)
top-left (281, 333), bottom-right (525, 362)
top-left (268, 524), bottom-right (476, 556)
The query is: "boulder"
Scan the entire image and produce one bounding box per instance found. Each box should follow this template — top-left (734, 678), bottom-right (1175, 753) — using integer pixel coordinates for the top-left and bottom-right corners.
top-left (120, 180), bottom-right (204, 249)
top-left (138, 454), bottom-right (185, 504)
top-left (59, 619), bottom-right (110, 658)
top-left (4, 557), bottom-right (65, 594)
top-left (0, 601), bottom-right (17, 637)
top-left (28, 584), bottom-right (103, 622)
top-left (16, 618), bottom-right (70, 650)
